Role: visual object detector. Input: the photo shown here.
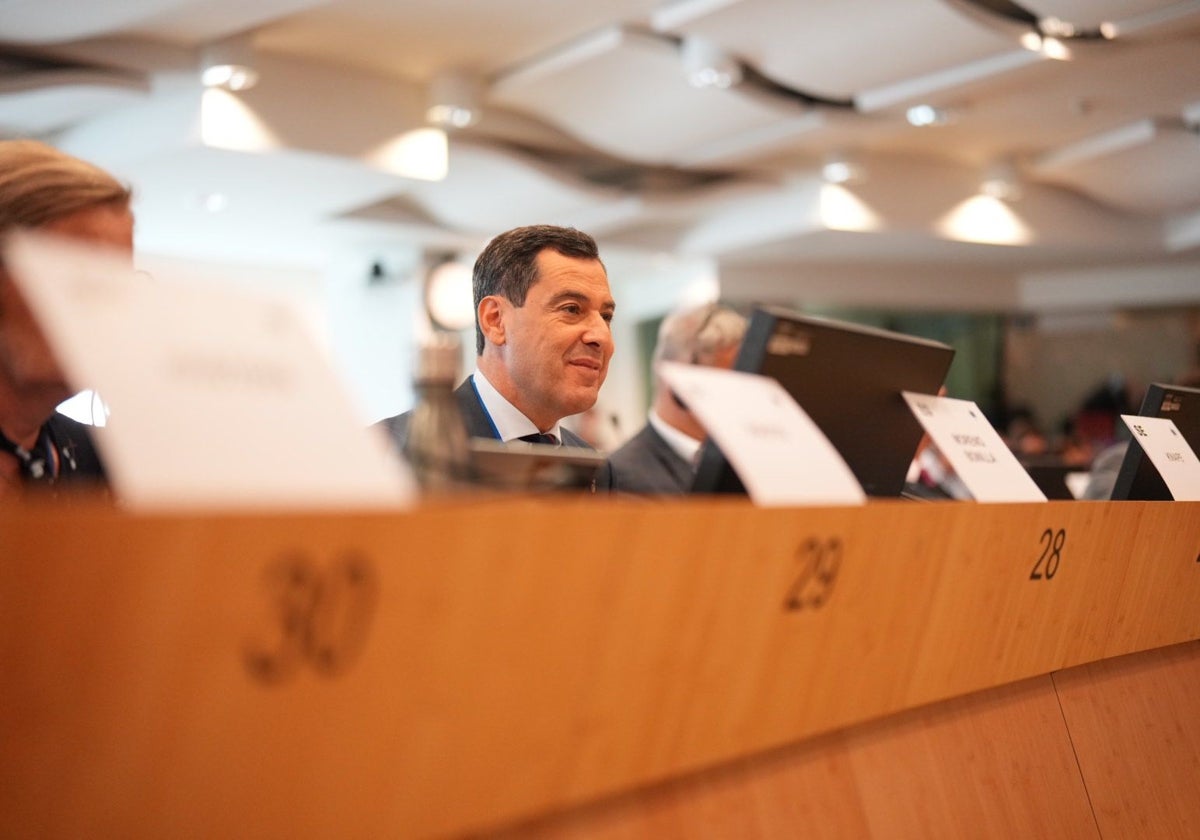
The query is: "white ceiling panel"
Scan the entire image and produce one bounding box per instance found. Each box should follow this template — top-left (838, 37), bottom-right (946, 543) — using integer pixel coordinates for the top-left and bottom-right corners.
top-left (0, 0), bottom-right (196, 43)
top-left (405, 140), bottom-right (642, 234)
top-left (121, 145), bottom-right (414, 265)
top-left (0, 69), bottom-right (148, 134)
top-left (490, 26), bottom-right (812, 165)
top-left (1025, 0), bottom-right (1200, 29)
top-left (1032, 122), bottom-right (1200, 215)
top-left (256, 0), bottom-right (662, 82)
top-left (655, 0), bottom-right (1023, 99)
top-left (0, 0), bottom-right (1197, 296)
top-left (0, 0), bottom-right (326, 45)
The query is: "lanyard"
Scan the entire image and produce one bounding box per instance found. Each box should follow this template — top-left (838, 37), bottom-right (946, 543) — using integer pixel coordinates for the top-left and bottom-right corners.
top-left (0, 424), bottom-right (61, 484)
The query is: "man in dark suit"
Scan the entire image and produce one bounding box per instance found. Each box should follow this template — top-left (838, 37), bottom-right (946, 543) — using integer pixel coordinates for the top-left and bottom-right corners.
top-left (376, 224), bottom-right (615, 450)
top-left (597, 302), bottom-right (746, 494)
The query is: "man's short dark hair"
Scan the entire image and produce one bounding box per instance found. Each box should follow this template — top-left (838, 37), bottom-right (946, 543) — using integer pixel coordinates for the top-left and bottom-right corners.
top-left (472, 224), bottom-right (602, 354)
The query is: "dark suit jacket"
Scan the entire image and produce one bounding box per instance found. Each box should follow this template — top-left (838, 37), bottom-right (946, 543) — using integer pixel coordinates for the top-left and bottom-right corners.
top-left (595, 421), bottom-right (693, 495)
top-left (374, 379), bottom-right (592, 452)
top-left (46, 412), bottom-right (107, 484)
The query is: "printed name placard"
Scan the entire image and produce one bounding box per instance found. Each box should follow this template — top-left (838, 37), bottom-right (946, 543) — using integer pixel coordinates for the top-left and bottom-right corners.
top-left (1119, 415), bottom-right (1200, 500)
top-left (659, 362), bottom-right (865, 506)
top-left (903, 392), bottom-right (1046, 502)
top-left (5, 231), bottom-right (414, 510)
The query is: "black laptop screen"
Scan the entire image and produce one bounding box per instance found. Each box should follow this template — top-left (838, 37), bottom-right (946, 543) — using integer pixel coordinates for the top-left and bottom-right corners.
top-left (691, 306), bottom-right (955, 498)
top-left (1110, 383), bottom-right (1200, 501)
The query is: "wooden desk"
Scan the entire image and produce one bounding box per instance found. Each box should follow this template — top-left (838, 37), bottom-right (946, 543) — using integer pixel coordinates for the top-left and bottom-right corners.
top-left (2, 498), bottom-right (1198, 838)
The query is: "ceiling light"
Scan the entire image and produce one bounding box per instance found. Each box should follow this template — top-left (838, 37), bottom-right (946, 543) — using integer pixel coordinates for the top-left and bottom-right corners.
top-left (821, 151), bottom-right (864, 184)
top-left (1039, 14), bottom-right (1116, 41)
top-left (365, 127), bottom-right (448, 181)
top-left (425, 255), bottom-right (475, 331)
top-left (680, 36), bottom-right (742, 90)
top-left (1040, 36), bottom-right (1072, 60)
top-left (980, 161), bottom-right (1022, 202)
top-left (426, 71), bottom-right (481, 129)
top-left (937, 196), bottom-right (1031, 246)
top-left (1019, 31), bottom-right (1071, 60)
top-left (200, 37), bottom-right (259, 92)
top-left (1039, 16), bottom-right (1075, 38)
top-left (906, 104), bottom-right (953, 127)
top-left (197, 192), bottom-right (229, 213)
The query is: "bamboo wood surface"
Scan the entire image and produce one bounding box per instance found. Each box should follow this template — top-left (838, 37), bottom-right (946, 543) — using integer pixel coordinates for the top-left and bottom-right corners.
top-left (492, 673), bottom-right (1102, 839)
top-left (1, 497), bottom-right (1197, 837)
top-left (1054, 640), bottom-right (1200, 839)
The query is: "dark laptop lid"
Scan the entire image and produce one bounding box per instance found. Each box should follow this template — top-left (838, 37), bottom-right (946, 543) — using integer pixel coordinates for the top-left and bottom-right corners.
top-left (693, 306), bottom-right (955, 498)
top-left (1110, 382), bottom-right (1200, 501)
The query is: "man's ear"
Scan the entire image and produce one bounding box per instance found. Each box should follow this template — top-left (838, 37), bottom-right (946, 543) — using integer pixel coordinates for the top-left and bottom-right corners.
top-left (478, 296), bottom-right (506, 347)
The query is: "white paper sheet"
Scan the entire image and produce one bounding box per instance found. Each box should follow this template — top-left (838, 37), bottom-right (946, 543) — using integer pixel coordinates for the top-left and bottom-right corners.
top-left (5, 231), bottom-right (414, 510)
top-left (659, 362), bottom-right (864, 506)
top-left (1119, 415), bottom-right (1200, 501)
top-left (902, 392), bottom-right (1046, 503)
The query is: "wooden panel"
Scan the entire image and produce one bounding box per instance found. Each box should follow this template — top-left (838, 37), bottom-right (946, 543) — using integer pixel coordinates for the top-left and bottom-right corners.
top-left (846, 676), bottom-right (1097, 839)
top-left (1053, 640), bottom-right (1200, 839)
top-left (488, 677), bottom-right (1098, 839)
top-left (1, 498), bottom-right (1197, 837)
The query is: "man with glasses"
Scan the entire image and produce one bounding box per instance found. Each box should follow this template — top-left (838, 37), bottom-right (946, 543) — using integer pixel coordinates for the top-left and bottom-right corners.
top-left (597, 302), bottom-right (746, 494)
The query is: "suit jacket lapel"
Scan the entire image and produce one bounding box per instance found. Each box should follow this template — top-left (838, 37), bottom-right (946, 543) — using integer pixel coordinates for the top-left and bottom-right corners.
top-left (454, 380), bottom-right (501, 439)
top-left (647, 425), bottom-right (695, 490)
top-left (455, 377), bottom-right (596, 450)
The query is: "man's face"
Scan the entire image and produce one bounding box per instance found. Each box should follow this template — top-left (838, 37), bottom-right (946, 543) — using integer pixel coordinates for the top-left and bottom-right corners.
top-left (495, 249), bottom-right (615, 430)
top-left (0, 203), bottom-right (133, 398)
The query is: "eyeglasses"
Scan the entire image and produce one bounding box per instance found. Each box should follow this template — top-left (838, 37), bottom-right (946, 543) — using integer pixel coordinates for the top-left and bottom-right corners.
top-left (689, 302), bottom-right (721, 364)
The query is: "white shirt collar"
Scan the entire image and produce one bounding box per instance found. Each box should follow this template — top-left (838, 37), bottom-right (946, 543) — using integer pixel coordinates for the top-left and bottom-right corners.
top-left (471, 369), bottom-right (562, 443)
top-left (648, 408), bottom-right (702, 465)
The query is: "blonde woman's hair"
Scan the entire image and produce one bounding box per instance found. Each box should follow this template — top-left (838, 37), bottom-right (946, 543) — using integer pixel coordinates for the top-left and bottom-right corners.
top-left (0, 139), bottom-right (131, 235)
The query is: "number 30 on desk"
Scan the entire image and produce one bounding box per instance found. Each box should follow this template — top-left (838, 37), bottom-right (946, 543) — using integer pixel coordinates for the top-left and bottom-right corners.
top-left (1030, 528), bottom-right (1066, 580)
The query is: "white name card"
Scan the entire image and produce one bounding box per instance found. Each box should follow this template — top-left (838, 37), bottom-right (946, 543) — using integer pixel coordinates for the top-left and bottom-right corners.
top-left (659, 362), bottom-right (865, 506)
top-left (1119, 415), bottom-right (1200, 501)
top-left (6, 231), bottom-right (414, 511)
top-left (903, 392), bottom-right (1046, 503)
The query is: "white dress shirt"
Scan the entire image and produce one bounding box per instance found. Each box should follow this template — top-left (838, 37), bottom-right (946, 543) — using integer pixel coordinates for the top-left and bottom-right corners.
top-left (471, 369), bottom-right (563, 443)
top-left (648, 408), bottom-right (702, 466)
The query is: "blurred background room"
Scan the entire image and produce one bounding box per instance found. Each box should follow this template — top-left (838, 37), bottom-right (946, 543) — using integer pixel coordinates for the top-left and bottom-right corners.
top-left (4, 0), bottom-right (1198, 480)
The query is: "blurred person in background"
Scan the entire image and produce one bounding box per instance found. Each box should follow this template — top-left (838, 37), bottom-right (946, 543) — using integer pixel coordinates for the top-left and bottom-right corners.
top-left (0, 140), bottom-right (133, 497)
top-left (596, 301), bottom-right (746, 494)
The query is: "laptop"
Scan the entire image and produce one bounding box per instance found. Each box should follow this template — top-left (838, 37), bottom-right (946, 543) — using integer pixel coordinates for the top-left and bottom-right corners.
top-left (693, 306), bottom-right (955, 498)
top-left (1110, 382), bottom-right (1200, 501)
top-left (469, 439), bottom-right (605, 491)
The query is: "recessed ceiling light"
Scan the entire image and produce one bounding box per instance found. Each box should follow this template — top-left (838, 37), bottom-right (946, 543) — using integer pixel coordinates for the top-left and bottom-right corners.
top-left (1020, 31), bottom-right (1071, 60)
top-left (200, 37), bottom-right (259, 91)
top-left (680, 36), bottom-right (742, 90)
top-left (906, 104), bottom-right (953, 127)
top-left (201, 64), bottom-right (259, 91)
top-left (196, 192), bottom-right (229, 213)
top-left (980, 161), bottom-right (1021, 202)
top-left (425, 257), bottom-right (475, 331)
top-left (426, 71), bottom-right (481, 129)
top-left (821, 151), bottom-right (865, 184)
